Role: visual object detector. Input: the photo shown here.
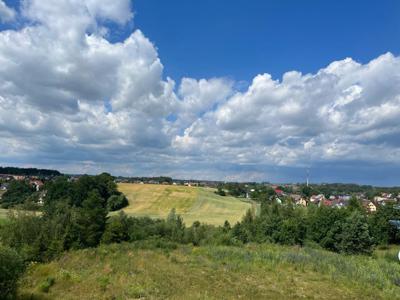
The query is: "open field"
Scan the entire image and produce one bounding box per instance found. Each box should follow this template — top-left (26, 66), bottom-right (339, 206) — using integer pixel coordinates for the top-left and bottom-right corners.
top-left (117, 183), bottom-right (257, 225)
top-left (0, 184), bottom-right (257, 225)
top-left (18, 243), bottom-right (400, 299)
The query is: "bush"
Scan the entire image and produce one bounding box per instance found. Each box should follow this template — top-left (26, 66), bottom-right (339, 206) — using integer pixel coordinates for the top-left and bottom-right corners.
top-left (215, 188), bottom-right (226, 196)
top-left (38, 277), bottom-right (55, 293)
top-left (107, 194), bottom-right (129, 211)
top-left (336, 211), bottom-right (374, 255)
top-left (0, 245), bottom-right (25, 299)
top-left (0, 212), bottom-right (44, 262)
top-left (102, 212), bottom-right (130, 244)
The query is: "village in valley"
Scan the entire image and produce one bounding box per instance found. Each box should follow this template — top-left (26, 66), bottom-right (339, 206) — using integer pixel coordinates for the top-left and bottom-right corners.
top-left (265, 186), bottom-right (399, 213)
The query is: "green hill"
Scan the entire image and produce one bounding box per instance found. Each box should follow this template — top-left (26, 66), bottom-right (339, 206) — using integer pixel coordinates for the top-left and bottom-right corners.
top-left (18, 243), bottom-right (400, 299)
top-left (117, 184), bottom-right (258, 225)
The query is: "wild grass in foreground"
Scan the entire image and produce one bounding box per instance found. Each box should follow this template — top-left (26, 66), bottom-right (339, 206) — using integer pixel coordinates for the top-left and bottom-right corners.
top-left (18, 242), bottom-right (400, 300)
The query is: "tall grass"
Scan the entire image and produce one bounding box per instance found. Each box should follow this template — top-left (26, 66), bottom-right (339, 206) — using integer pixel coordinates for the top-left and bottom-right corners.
top-left (198, 243), bottom-right (400, 297)
top-left (18, 242), bottom-right (400, 299)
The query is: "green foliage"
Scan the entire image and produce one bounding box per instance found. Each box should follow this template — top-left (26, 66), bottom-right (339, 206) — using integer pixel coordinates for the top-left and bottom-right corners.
top-left (44, 173), bottom-right (120, 208)
top-left (123, 176), bottom-right (173, 184)
top-left (219, 182), bottom-right (247, 197)
top-left (336, 211), bottom-right (374, 255)
top-left (300, 185), bottom-right (313, 197)
top-left (0, 180), bottom-right (35, 208)
top-left (102, 212), bottom-right (130, 244)
top-left (0, 174), bottom-right (116, 261)
top-left (101, 209), bottom-right (238, 247)
top-left (106, 194), bottom-right (128, 211)
top-left (347, 196), bottom-right (364, 212)
top-left (0, 166), bottom-right (60, 177)
top-left (0, 244), bottom-right (25, 299)
top-left (71, 190), bottom-right (108, 248)
top-left (165, 208), bottom-right (185, 242)
top-left (215, 187), bottom-right (226, 196)
top-left (253, 204), bottom-right (307, 245)
top-left (369, 204), bottom-right (400, 245)
top-left (249, 186), bottom-right (276, 202)
top-left (231, 202), bottom-right (377, 255)
top-left (183, 221), bottom-right (229, 246)
top-left (308, 183), bottom-right (400, 199)
top-left (307, 205), bottom-right (349, 246)
top-left (232, 209), bottom-right (256, 243)
top-left (44, 176), bottom-right (74, 208)
top-left (223, 220), bottom-right (231, 232)
top-left (0, 211), bottom-right (43, 261)
top-left (38, 277), bottom-right (55, 293)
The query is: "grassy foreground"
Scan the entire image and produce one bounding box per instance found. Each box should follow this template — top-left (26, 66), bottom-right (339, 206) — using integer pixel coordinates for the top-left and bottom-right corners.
top-left (18, 243), bottom-right (400, 299)
top-left (117, 184), bottom-right (256, 225)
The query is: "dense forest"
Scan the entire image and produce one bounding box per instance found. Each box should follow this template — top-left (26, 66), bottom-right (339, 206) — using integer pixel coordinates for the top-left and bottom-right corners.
top-left (0, 167), bottom-right (61, 177)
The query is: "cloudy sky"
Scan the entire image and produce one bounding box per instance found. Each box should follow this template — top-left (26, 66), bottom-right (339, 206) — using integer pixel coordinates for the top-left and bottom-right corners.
top-left (0, 0), bottom-right (400, 185)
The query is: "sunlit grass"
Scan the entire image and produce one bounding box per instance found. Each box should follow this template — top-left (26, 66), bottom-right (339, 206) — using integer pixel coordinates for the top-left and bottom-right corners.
top-left (116, 183), bottom-right (256, 225)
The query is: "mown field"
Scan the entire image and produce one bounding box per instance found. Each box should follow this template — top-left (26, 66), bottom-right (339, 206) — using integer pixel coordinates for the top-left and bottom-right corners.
top-left (18, 243), bottom-right (400, 299)
top-left (117, 184), bottom-right (257, 225)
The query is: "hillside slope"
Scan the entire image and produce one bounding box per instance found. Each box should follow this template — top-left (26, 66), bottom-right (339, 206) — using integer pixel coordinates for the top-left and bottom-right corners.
top-left (117, 184), bottom-right (256, 225)
top-left (18, 243), bottom-right (400, 299)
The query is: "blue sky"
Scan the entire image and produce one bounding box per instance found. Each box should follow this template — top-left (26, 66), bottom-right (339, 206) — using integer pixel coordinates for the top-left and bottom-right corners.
top-left (133, 0), bottom-right (400, 81)
top-left (0, 1), bottom-right (400, 185)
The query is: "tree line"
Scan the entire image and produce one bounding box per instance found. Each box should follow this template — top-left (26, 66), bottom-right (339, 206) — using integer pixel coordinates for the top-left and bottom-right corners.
top-left (0, 166), bottom-right (61, 177)
top-left (232, 199), bottom-right (400, 255)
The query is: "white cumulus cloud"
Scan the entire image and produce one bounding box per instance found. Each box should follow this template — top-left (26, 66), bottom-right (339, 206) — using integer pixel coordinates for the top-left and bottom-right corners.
top-left (0, 1), bottom-right (400, 183)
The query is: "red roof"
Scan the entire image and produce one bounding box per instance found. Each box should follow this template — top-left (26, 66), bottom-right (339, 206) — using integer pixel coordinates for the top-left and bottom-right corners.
top-left (275, 189), bottom-right (284, 194)
top-left (322, 199), bottom-right (333, 206)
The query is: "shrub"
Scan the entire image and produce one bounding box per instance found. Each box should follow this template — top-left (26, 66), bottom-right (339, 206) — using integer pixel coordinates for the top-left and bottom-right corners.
top-left (38, 276), bottom-right (55, 293)
top-left (336, 211), bottom-right (374, 255)
top-left (0, 245), bottom-right (25, 299)
top-left (102, 212), bottom-right (130, 244)
top-left (215, 188), bottom-right (226, 196)
top-left (0, 212), bottom-right (44, 262)
top-left (107, 194), bottom-right (129, 211)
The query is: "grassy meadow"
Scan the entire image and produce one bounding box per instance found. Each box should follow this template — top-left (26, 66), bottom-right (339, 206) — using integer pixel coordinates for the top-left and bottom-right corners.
top-left (18, 242), bottom-right (400, 299)
top-left (117, 183), bottom-right (257, 225)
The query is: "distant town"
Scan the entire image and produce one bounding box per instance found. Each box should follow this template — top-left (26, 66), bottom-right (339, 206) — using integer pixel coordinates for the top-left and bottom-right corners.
top-left (1, 166), bottom-right (399, 214)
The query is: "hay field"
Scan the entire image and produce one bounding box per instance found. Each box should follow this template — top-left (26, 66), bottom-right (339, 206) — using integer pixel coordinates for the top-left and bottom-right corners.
top-left (117, 183), bottom-right (256, 225)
